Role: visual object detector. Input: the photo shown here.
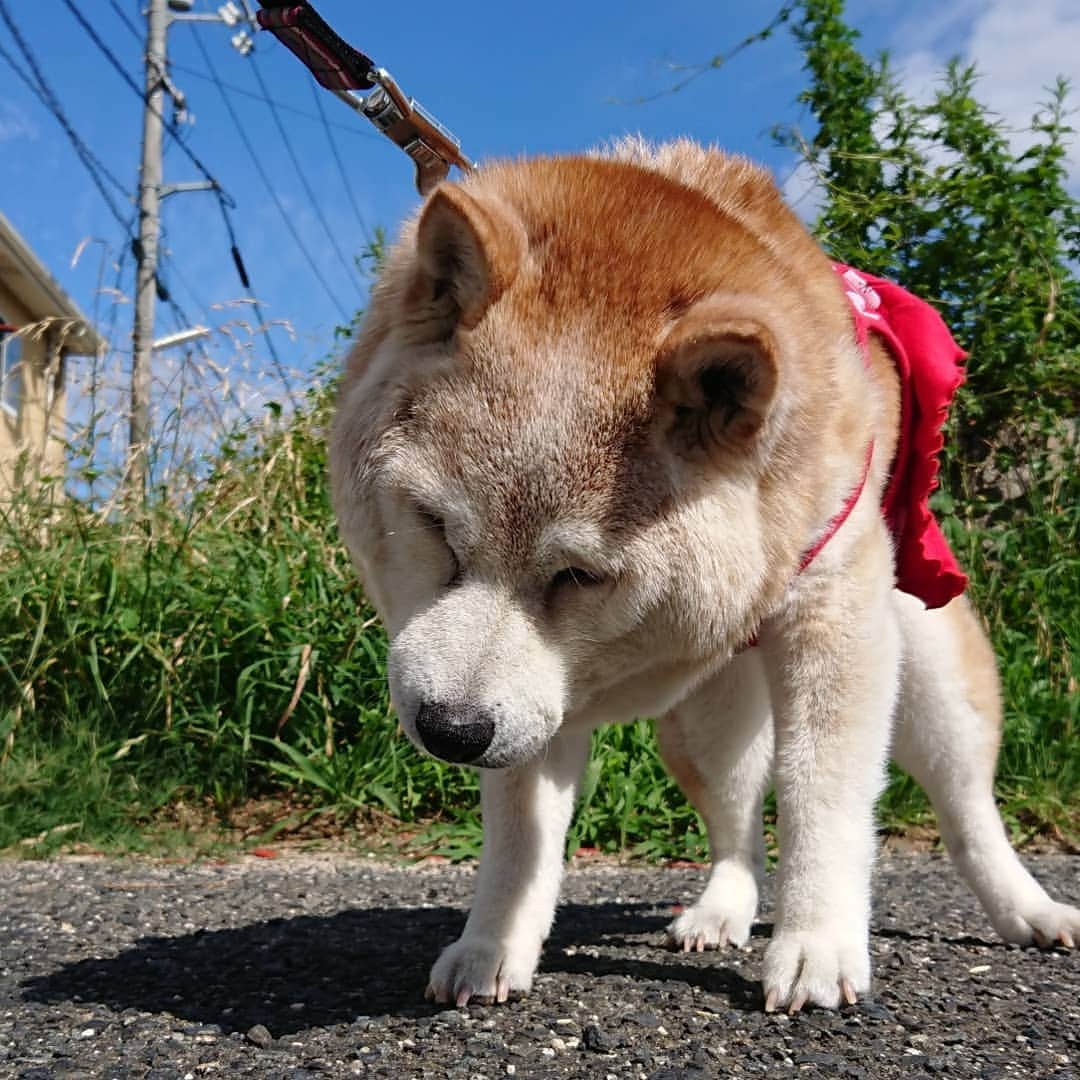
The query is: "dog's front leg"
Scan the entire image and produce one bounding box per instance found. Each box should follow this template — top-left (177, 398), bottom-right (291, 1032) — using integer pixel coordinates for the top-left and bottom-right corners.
top-left (759, 532), bottom-right (900, 1013)
top-left (427, 726), bottom-right (591, 1006)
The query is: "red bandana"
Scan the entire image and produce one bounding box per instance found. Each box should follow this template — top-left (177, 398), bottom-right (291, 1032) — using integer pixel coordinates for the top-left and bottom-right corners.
top-left (833, 265), bottom-right (968, 609)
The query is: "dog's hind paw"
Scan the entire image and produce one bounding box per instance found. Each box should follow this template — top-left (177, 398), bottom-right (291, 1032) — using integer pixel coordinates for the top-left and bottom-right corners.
top-left (762, 927), bottom-right (870, 1013)
top-left (994, 900), bottom-right (1079, 949)
top-left (666, 900), bottom-right (755, 953)
top-left (665, 860), bottom-right (759, 953)
top-left (426, 934), bottom-right (539, 1007)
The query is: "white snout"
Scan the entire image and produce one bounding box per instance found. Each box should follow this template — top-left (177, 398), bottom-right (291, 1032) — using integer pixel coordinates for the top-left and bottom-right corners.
top-left (387, 581), bottom-right (565, 768)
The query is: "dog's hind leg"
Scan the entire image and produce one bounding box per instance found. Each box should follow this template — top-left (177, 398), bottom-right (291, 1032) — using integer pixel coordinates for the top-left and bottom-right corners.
top-left (891, 592), bottom-right (1079, 948)
top-left (657, 647), bottom-right (774, 951)
top-left (426, 725), bottom-right (591, 1006)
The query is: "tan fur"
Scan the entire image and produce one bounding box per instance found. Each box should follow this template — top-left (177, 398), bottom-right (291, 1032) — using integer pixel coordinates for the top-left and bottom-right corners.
top-left (329, 140), bottom-right (1078, 1012)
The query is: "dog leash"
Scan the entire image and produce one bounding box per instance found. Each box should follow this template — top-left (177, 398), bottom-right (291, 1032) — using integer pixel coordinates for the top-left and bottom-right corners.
top-left (254, 0), bottom-right (474, 195)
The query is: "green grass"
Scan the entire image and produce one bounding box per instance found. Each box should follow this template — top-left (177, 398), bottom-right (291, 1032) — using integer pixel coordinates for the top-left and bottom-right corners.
top-left (1, 390), bottom-right (1077, 861)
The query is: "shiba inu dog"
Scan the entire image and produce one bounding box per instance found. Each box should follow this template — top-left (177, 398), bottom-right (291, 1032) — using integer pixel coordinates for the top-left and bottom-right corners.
top-left (328, 139), bottom-right (1078, 1012)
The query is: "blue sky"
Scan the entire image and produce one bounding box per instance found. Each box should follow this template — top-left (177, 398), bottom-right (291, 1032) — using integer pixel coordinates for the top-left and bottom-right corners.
top-left (1, 1), bottom-right (1077, 422)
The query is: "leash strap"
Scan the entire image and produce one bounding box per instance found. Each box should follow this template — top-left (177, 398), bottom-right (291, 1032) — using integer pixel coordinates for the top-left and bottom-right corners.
top-left (255, 0), bottom-right (473, 194)
top-left (255, 2), bottom-right (376, 90)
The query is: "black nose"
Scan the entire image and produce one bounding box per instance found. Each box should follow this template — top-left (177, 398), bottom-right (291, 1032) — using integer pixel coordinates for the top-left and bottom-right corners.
top-left (414, 701), bottom-right (496, 764)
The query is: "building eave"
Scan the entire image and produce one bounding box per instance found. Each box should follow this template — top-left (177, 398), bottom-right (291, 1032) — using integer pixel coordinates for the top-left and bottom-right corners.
top-left (0, 210), bottom-right (107, 356)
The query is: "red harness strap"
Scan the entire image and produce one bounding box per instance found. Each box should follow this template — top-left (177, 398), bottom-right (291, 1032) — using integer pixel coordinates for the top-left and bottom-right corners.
top-left (794, 267), bottom-right (879, 577)
top-left (742, 265), bottom-right (967, 650)
top-left (832, 265), bottom-right (968, 608)
top-left (796, 440), bottom-right (874, 575)
top-left (798, 265), bottom-right (968, 601)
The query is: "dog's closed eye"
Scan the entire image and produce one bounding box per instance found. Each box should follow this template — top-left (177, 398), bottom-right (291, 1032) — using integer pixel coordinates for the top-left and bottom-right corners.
top-left (415, 505), bottom-right (461, 586)
top-left (549, 566), bottom-right (606, 593)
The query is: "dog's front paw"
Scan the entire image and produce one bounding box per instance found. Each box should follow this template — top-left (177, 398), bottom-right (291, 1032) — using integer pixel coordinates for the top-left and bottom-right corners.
top-left (994, 900), bottom-right (1079, 949)
top-left (426, 934), bottom-right (541, 1007)
top-left (762, 926), bottom-right (869, 1013)
top-left (666, 865), bottom-right (758, 952)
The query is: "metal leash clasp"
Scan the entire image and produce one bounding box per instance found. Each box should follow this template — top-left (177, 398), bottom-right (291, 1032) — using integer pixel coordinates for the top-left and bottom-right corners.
top-left (358, 69), bottom-right (473, 195)
top-left (255, 2), bottom-right (472, 195)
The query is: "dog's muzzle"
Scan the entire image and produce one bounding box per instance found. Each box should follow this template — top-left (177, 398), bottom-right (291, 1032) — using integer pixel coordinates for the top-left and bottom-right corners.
top-left (414, 701), bottom-right (496, 764)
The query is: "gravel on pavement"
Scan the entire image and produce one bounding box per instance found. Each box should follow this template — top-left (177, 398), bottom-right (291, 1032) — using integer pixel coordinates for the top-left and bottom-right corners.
top-left (1, 851), bottom-right (1077, 1079)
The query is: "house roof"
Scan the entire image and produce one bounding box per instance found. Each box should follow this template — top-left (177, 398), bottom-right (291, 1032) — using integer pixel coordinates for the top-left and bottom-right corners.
top-left (0, 210), bottom-right (105, 356)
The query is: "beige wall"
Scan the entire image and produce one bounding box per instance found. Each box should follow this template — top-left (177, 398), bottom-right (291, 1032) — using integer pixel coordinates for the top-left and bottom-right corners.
top-left (0, 277), bottom-right (68, 496)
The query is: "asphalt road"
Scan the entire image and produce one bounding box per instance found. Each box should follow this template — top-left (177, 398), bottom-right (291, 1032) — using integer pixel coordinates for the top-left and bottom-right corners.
top-left (1, 852), bottom-right (1077, 1079)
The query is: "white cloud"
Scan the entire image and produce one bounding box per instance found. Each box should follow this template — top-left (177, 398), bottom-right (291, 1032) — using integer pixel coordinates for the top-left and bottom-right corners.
top-left (779, 159), bottom-right (826, 224)
top-left (964, 1), bottom-right (1080, 134)
top-left (892, 0), bottom-right (1080, 162)
top-left (0, 102), bottom-right (37, 144)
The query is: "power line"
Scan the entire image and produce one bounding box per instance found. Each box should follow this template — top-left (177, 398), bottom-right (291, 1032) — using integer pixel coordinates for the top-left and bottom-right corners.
top-left (105, 0), bottom-right (378, 143)
top-left (209, 195), bottom-right (300, 408)
top-left (70, 0), bottom-right (299, 408)
top-left (0, 9), bottom-right (133, 230)
top-left (108, 0), bottom-right (141, 42)
top-left (59, 0), bottom-right (144, 98)
top-left (189, 24), bottom-right (351, 322)
top-left (170, 59), bottom-right (383, 141)
top-left (58, 0), bottom-right (237, 212)
top-left (70, 0), bottom-right (361, 332)
top-left (108, 0), bottom-right (377, 148)
top-left (308, 76), bottom-right (374, 244)
top-left (247, 52), bottom-right (365, 289)
top-left (8, 0), bottom-right (304, 425)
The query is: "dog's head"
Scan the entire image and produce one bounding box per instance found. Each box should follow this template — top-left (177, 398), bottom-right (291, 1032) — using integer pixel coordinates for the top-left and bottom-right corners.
top-left (330, 143), bottom-right (868, 767)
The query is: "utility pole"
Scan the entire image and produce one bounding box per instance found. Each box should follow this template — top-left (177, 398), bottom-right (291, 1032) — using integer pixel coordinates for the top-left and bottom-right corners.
top-left (129, 0), bottom-right (167, 499)
top-left (128, 0), bottom-right (255, 501)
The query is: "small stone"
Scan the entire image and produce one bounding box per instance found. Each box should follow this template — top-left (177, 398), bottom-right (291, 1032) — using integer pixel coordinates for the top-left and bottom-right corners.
top-left (583, 1023), bottom-right (614, 1053)
top-left (245, 1024), bottom-right (274, 1049)
top-left (857, 1000), bottom-right (896, 1023)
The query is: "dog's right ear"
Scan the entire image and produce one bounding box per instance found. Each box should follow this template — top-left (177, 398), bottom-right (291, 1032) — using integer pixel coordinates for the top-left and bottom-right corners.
top-left (405, 184), bottom-right (526, 339)
top-left (655, 295), bottom-right (781, 463)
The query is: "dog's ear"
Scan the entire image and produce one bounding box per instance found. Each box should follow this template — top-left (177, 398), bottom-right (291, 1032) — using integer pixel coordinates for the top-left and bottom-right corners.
top-left (655, 297), bottom-right (779, 461)
top-left (407, 184), bottom-right (526, 338)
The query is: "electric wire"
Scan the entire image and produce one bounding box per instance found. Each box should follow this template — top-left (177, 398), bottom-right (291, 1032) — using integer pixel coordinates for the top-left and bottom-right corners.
top-left (107, 0), bottom-right (141, 42)
top-left (0, 12), bottom-right (132, 230)
top-left (9, 0), bottom-right (319, 424)
top-left (248, 52), bottom-right (365, 288)
top-left (189, 24), bottom-right (351, 323)
top-left (108, 0), bottom-right (377, 145)
top-left (59, 0), bottom-right (144, 99)
top-left (170, 60), bottom-right (382, 140)
top-left (67, 0), bottom-right (300, 404)
top-left (58, 0), bottom-right (238, 213)
top-left (97, 0), bottom-right (363, 337)
top-left (308, 76), bottom-right (374, 245)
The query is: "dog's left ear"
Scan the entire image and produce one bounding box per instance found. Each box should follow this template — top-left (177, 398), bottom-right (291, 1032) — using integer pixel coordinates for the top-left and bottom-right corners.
top-left (655, 297), bottom-right (780, 461)
top-left (407, 183), bottom-right (526, 338)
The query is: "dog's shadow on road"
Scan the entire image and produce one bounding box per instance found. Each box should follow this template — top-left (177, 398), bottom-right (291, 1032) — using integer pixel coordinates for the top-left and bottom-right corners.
top-left (21, 901), bottom-right (760, 1035)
